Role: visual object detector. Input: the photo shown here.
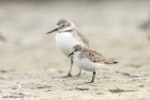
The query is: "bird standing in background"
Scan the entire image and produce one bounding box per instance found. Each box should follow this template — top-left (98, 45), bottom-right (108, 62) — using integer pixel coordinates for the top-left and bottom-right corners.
top-left (47, 19), bottom-right (90, 77)
top-left (0, 32), bottom-right (6, 42)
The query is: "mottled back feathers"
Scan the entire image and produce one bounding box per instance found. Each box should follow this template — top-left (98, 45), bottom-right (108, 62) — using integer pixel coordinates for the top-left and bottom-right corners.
top-left (73, 45), bottom-right (118, 64)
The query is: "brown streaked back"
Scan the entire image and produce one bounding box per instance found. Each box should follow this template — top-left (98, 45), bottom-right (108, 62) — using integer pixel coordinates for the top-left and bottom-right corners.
top-left (79, 46), bottom-right (118, 64)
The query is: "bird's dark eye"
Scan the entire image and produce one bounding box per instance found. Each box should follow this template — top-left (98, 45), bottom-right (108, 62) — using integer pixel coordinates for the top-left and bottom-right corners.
top-left (62, 25), bottom-right (65, 27)
top-left (74, 49), bottom-right (78, 52)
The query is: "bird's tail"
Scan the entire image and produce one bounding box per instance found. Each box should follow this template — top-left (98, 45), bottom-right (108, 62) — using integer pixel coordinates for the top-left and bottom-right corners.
top-left (104, 58), bottom-right (119, 64)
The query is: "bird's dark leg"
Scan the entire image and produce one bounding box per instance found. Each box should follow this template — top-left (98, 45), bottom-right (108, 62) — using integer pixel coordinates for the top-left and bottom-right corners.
top-left (63, 58), bottom-right (73, 77)
top-left (89, 71), bottom-right (96, 83)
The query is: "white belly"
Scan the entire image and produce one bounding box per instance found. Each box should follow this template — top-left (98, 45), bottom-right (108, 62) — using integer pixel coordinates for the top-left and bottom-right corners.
top-left (74, 52), bottom-right (105, 72)
top-left (56, 32), bottom-right (81, 57)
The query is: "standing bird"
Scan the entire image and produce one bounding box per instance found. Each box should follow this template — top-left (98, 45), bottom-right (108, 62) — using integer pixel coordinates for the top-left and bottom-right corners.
top-left (68, 45), bottom-right (118, 83)
top-left (47, 19), bottom-right (90, 77)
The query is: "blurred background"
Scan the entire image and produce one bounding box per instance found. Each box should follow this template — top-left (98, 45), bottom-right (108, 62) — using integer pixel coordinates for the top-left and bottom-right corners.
top-left (0, 0), bottom-right (150, 73)
top-left (1, 0), bottom-right (150, 99)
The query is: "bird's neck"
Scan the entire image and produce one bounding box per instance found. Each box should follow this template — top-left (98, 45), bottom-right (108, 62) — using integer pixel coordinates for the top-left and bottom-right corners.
top-left (60, 29), bottom-right (72, 33)
top-left (58, 27), bottom-right (73, 33)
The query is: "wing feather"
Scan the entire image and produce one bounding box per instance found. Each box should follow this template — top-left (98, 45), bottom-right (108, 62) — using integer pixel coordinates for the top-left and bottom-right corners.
top-left (72, 28), bottom-right (90, 48)
top-left (80, 48), bottom-right (118, 64)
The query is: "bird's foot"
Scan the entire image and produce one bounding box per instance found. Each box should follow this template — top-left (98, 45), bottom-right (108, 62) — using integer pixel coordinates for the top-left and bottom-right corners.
top-left (85, 80), bottom-right (94, 83)
top-left (61, 73), bottom-right (72, 78)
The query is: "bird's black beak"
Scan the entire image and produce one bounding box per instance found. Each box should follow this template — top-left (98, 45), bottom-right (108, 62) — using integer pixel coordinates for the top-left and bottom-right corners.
top-left (46, 27), bottom-right (60, 34)
top-left (68, 51), bottom-right (74, 57)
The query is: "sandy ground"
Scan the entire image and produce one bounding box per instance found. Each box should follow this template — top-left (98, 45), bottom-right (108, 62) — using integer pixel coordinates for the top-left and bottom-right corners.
top-left (0, 1), bottom-right (150, 100)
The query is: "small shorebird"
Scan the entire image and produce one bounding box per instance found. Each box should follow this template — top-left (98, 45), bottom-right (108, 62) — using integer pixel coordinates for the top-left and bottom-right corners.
top-left (47, 19), bottom-right (90, 77)
top-left (68, 45), bottom-right (118, 83)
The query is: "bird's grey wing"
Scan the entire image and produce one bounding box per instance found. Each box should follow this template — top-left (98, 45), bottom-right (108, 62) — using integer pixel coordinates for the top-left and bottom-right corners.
top-left (72, 28), bottom-right (90, 48)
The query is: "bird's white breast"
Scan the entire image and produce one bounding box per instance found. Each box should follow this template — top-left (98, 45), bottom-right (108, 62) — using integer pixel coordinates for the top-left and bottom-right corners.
top-left (56, 32), bottom-right (80, 56)
top-left (74, 52), bottom-right (105, 72)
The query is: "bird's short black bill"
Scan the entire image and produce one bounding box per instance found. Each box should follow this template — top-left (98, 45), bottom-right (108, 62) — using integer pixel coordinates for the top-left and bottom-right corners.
top-left (68, 52), bottom-right (74, 57)
top-left (46, 27), bottom-right (59, 34)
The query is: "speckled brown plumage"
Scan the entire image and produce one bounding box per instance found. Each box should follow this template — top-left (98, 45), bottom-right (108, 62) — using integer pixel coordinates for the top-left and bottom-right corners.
top-left (73, 45), bottom-right (118, 64)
